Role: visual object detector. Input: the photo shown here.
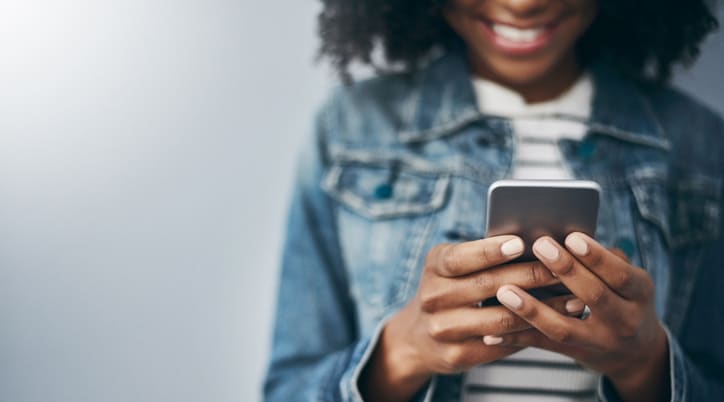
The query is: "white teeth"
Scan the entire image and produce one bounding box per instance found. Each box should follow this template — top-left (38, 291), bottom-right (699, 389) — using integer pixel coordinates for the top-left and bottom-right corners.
top-left (491, 24), bottom-right (544, 43)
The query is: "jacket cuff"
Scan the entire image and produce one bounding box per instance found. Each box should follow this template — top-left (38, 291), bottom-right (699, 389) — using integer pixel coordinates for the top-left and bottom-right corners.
top-left (340, 314), bottom-right (436, 402)
top-left (597, 324), bottom-right (683, 402)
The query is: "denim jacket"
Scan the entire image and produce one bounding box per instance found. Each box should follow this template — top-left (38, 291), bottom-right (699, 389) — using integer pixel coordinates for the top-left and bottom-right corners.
top-left (263, 50), bottom-right (724, 402)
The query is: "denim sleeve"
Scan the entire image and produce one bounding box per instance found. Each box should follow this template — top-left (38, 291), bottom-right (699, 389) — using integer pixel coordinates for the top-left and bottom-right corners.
top-left (263, 111), bottom-right (436, 402)
top-left (597, 178), bottom-right (724, 401)
top-left (662, 174), bottom-right (724, 402)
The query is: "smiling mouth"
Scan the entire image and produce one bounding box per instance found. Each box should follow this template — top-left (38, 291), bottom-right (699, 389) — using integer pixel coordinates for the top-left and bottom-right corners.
top-left (490, 23), bottom-right (548, 43)
top-left (478, 17), bottom-right (564, 54)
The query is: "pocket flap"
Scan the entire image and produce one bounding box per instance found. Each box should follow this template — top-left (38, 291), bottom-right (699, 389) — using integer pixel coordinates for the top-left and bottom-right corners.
top-left (322, 157), bottom-right (450, 219)
top-left (628, 167), bottom-right (721, 248)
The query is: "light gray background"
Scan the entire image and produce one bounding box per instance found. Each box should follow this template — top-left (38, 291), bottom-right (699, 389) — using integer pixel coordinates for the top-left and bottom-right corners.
top-left (0, 2), bottom-right (721, 402)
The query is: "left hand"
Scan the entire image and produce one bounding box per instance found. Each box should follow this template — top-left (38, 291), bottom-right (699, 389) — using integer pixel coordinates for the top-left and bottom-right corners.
top-left (489, 232), bottom-right (670, 402)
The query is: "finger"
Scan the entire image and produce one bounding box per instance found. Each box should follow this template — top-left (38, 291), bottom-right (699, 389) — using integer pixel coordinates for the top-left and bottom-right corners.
top-left (532, 236), bottom-right (623, 317)
top-left (428, 235), bottom-right (524, 278)
top-left (491, 328), bottom-right (587, 361)
top-left (436, 339), bottom-right (521, 373)
top-left (491, 328), bottom-right (547, 347)
top-left (608, 247), bottom-right (629, 263)
top-left (427, 296), bottom-right (585, 342)
top-left (564, 232), bottom-right (653, 301)
top-left (495, 285), bottom-right (593, 348)
top-left (421, 260), bottom-right (560, 310)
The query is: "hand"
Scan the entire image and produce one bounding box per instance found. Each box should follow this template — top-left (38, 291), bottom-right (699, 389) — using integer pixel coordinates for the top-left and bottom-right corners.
top-left (491, 233), bottom-right (670, 402)
top-left (360, 235), bottom-right (587, 402)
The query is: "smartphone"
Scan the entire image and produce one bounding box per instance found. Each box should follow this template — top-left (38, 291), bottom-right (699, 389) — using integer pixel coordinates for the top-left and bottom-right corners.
top-left (481, 180), bottom-right (600, 305)
top-left (486, 179), bottom-right (601, 261)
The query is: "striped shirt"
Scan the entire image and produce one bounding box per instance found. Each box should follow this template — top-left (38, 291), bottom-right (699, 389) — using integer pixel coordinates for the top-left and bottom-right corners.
top-left (463, 73), bottom-right (597, 402)
top-left (473, 73), bottom-right (592, 180)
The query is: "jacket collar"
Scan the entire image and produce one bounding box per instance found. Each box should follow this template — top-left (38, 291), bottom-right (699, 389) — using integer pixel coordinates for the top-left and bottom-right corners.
top-left (398, 50), bottom-right (670, 151)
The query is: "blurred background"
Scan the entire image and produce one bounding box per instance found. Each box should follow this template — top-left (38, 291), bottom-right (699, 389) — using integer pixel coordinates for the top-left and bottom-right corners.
top-left (0, 1), bottom-right (722, 402)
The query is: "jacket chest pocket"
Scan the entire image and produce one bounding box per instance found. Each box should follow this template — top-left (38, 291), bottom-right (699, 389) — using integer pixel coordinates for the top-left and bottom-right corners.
top-left (322, 155), bottom-right (452, 327)
top-left (322, 163), bottom-right (450, 219)
top-left (628, 168), bottom-right (721, 250)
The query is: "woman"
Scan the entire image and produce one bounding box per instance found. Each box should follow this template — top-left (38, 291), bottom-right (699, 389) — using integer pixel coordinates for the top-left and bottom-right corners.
top-left (264, 0), bottom-right (723, 401)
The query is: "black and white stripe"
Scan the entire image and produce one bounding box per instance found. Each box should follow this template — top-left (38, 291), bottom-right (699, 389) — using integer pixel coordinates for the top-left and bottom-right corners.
top-left (462, 348), bottom-right (598, 402)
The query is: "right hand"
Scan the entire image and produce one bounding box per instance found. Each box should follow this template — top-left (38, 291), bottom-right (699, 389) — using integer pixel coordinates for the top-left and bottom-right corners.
top-left (360, 235), bottom-right (586, 402)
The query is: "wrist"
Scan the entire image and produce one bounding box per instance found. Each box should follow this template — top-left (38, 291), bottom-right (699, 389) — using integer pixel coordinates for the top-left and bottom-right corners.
top-left (383, 319), bottom-right (433, 386)
top-left (608, 325), bottom-right (670, 402)
top-left (360, 309), bottom-right (432, 402)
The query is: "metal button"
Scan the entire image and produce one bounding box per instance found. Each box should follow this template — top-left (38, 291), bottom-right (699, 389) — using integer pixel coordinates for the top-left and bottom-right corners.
top-left (577, 140), bottom-right (596, 160)
top-left (475, 135), bottom-right (493, 147)
top-left (615, 237), bottom-right (636, 259)
top-left (374, 183), bottom-right (393, 199)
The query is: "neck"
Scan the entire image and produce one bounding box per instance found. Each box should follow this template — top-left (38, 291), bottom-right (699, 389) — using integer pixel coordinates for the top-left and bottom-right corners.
top-left (469, 53), bottom-right (582, 104)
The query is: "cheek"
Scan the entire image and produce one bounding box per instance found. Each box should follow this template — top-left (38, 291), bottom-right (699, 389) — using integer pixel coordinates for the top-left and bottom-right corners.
top-left (441, 5), bottom-right (475, 40)
top-left (552, 20), bottom-right (588, 53)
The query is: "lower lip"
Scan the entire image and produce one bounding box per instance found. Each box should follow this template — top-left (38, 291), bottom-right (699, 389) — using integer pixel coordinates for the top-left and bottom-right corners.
top-left (479, 20), bottom-right (559, 56)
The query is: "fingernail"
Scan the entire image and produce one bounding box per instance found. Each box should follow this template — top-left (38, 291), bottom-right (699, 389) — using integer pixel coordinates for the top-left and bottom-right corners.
top-left (501, 238), bottom-right (524, 257)
top-left (565, 298), bottom-right (585, 313)
top-left (565, 234), bottom-right (589, 256)
top-left (497, 288), bottom-right (523, 309)
top-left (483, 335), bottom-right (503, 345)
top-left (534, 238), bottom-right (559, 261)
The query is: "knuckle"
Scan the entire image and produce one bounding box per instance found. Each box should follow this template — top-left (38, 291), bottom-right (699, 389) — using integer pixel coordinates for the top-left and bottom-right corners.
top-left (427, 318), bottom-right (451, 341)
top-left (441, 346), bottom-right (467, 370)
top-left (588, 284), bottom-right (610, 306)
top-left (529, 261), bottom-right (551, 285)
top-left (549, 325), bottom-right (573, 343)
top-left (474, 272), bottom-right (498, 296)
top-left (521, 304), bottom-right (538, 320)
top-left (496, 312), bottom-right (519, 333)
top-left (477, 244), bottom-right (497, 266)
top-left (557, 255), bottom-right (576, 276)
top-left (419, 290), bottom-right (441, 313)
top-left (441, 245), bottom-right (462, 275)
top-left (612, 269), bottom-right (632, 290)
top-left (588, 249), bottom-right (606, 267)
top-left (426, 244), bottom-right (450, 271)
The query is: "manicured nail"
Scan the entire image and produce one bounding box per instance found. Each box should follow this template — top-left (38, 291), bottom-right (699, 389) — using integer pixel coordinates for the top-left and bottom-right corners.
top-left (501, 238), bottom-right (524, 257)
top-left (483, 335), bottom-right (503, 345)
top-left (565, 298), bottom-right (585, 314)
top-left (565, 234), bottom-right (589, 256)
top-left (534, 238), bottom-right (559, 261)
top-left (497, 288), bottom-right (523, 309)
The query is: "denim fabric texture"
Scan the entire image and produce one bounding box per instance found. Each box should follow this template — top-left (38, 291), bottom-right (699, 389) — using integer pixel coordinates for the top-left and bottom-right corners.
top-left (263, 50), bottom-right (724, 402)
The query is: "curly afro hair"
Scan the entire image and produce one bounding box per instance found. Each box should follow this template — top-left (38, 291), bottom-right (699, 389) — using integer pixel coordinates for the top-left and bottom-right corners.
top-left (318, 0), bottom-right (719, 83)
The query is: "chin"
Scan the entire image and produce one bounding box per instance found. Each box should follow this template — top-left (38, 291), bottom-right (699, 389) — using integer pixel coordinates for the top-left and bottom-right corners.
top-left (485, 59), bottom-right (559, 87)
